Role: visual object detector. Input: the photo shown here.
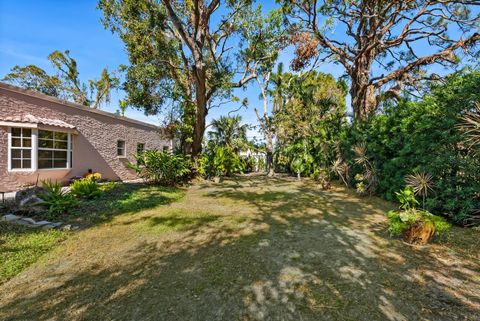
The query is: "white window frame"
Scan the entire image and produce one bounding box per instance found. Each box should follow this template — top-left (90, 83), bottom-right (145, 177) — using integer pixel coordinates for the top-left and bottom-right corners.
top-left (7, 127), bottom-right (34, 172)
top-left (7, 127), bottom-right (72, 172)
top-left (117, 140), bottom-right (126, 157)
top-left (37, 129), bottom-right (72, 170)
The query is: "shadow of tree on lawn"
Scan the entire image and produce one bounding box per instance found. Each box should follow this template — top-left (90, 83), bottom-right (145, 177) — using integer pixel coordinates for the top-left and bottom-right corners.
top-left (0, 175), bottom-right (479, 321)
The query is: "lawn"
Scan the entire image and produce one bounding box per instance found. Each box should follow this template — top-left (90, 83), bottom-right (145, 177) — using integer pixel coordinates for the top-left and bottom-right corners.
top-left (0, 175), bottom-right (479, 321)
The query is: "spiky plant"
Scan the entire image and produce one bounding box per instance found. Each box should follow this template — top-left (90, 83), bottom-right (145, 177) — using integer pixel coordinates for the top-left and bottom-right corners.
top-left (331, 158), bottom-right (349, 186)
top-left (405, 171), bottom-right (434, 209)
top-left (458, 102), bottom-right (480, 154)
top-left (351, 142), bottom-right (377, 195)
top-left (352, 142), bottom-right (368, 166)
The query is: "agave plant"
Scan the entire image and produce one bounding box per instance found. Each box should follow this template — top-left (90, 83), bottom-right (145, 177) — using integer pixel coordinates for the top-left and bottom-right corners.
top-left (458, 102), bottom-right (480, 154)
top-left (405, 171), bottom-right (434, 209)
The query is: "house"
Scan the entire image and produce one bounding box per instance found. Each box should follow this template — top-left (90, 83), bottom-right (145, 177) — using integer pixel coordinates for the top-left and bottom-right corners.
top-left (0, 82), bottom-right (172, 191)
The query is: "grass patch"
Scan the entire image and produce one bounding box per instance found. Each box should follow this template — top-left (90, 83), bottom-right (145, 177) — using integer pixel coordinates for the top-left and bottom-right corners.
top-left (0, 222), bottom-right (66, 284)
top-left (62, 182), bottom-right (185, 226)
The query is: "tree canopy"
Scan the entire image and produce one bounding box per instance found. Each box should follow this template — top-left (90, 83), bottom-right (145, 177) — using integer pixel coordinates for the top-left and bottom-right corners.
top-left (2, 50), bottom-right (119, 108)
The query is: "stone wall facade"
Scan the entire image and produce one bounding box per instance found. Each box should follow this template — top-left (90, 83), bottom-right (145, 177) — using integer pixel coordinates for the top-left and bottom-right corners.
top-left (0, 83), bottom-right (171, 191)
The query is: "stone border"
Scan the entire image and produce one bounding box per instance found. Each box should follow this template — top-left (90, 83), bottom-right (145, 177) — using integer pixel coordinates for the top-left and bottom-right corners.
top-left (1, 214), bottom-right (78, 231)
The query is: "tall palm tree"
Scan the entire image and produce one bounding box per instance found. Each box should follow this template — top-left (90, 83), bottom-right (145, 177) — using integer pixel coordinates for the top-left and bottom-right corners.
top-left (207, 115), bottom-right (248, 152)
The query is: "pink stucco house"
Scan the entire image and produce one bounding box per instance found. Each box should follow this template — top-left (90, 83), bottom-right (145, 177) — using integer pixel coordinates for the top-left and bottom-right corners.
top-left (0, 82), bottom-right (173, 191)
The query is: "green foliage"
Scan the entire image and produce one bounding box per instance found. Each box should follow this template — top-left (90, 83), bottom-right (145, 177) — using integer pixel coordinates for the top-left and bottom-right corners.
top-left (2, 50), bottom-right (118, 108)
top-left (129, 150), bottom-right (191, 186)
top-left (343, 70), bottom-right (480, 224)
top-left (70, 178), bottom-right (102, 200)
top-left (208, 115), bottom-right (249, 152)
top-left (274, 71), bottom-right (347, 177)
top-left (38, 180), bottom-right (78, 218)
top-left (386, 188), bottom-right (451, 237)
top-left (395, 187), bottom-right (419, 211)
top-left (198, 145), bottom-right (245, 178)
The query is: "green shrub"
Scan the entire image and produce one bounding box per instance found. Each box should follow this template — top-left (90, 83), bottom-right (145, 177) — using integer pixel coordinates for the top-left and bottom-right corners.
top-left (343, 70), bottom-right (480, 224)
top-left (198, 145), bottom-right (244, 178)
top-left (38, 180), bottom-right (78, 218)
top-left (386, 187), bottom-right (450, 237)
top-left (129, 150), bottom-right (191, 186)
top-left (70, 178), bottom-right (102, 199)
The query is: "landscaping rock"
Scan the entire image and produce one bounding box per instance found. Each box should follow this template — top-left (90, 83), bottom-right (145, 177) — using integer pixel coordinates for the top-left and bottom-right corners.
top-left (20, 217), bottom-right (36, 224)
top-left (15, 187), bottom-right (45, 215)
top-left (2, 214), bottom-right (20, 222)
top-left (33, 220), bottom-right (51, 226)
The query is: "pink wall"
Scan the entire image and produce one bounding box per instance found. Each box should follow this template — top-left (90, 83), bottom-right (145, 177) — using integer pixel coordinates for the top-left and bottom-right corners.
top-left (0, 85), bottom-right (171, 191)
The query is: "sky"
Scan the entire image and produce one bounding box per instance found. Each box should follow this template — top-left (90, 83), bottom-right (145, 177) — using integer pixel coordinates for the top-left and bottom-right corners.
top-left (1, 1), bottom-right (477, 141)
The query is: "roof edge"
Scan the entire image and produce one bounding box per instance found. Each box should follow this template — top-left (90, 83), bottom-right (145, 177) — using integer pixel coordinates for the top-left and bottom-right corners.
top-left (0, 82), bottom-right (160, 131)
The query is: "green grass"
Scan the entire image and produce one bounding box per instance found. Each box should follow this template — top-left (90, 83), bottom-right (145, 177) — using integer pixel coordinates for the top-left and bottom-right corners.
top-left (0, 222), bottom-right (66, 284)
top-left (1, 176), bottom-right (479, 321)
top-left (0, 182), bottom-right (185, 285)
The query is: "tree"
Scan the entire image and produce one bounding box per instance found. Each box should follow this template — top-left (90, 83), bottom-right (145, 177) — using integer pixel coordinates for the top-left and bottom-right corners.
top-left (99, 0), bottom-right (260, 156)
top-left (273, 71), bottom-right (347, 177)
top-left (279, 0), bottom-right (480, 119)
top-left (238, 6), bottom-right (286, 175)
top-left (2, 50), bottom-right (119, 108)
top-left (208, 115), bottom-right (248, 152)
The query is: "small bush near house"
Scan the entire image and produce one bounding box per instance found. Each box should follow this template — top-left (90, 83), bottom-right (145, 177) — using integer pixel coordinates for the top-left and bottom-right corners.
top-left (386, 187), bottom-right (450, 244)
top-left (70, 178), bottom-right (102, 199)
top-left (129, 150), bottom-right (191, 186)
top-left (38, 180), bottom-right (78, 218)
top-left (198, 145), bottom-right (244, 178)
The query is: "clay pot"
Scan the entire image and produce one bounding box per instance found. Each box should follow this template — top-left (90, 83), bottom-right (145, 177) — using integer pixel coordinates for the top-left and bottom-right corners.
top-left (402, 221), bottom-right (435, 245)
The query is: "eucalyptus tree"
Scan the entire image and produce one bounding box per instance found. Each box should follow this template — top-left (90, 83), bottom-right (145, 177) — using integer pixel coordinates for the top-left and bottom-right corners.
top-left (238, 6), bottom-right (287, 175)
top-left (279, 0), bottom-right (480, 120)
top-left (3, 50), bottom-right (119, 108)
top-left (99, 0), bottom-right (265, 156)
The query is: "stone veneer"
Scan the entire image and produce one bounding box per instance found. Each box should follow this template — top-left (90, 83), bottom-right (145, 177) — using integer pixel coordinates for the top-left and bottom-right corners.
top-left (0, 83), bottom-right (171, 191)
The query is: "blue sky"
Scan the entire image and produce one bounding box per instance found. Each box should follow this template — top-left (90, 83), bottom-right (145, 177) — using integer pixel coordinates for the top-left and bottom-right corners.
top-left (0, 0), bottom-right (346, 141)
top-left (1, 1), bottom-right (477, 141)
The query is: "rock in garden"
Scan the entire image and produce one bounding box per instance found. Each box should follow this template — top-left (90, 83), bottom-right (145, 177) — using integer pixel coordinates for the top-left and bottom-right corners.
top-left (1, 214), bottom-right (20, 222)
top-left (15, 187), bottom-right (45, 215)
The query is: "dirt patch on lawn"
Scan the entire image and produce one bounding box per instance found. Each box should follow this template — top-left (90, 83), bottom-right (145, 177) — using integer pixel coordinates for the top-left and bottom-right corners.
top-left (0, 175), bottom-right (479, 321)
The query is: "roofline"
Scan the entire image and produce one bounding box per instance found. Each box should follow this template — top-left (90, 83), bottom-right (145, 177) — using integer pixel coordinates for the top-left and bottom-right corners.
top-left (0, 82), bottom-right (160, 130)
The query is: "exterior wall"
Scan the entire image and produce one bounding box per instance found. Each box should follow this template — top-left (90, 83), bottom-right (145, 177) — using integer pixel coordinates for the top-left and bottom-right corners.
top-left (0, 86), bottom-right (171, 191)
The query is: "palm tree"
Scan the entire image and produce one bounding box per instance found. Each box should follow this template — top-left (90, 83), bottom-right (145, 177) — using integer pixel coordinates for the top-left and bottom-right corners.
top-left (207, 115), bottom-right (248, 152)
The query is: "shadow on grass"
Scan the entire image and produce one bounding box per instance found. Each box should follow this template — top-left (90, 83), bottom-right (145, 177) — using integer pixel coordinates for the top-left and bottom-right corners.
top-left (65, 183), bottom-right (185, 227)
top-left (0, 176), bottom-right (479, 321)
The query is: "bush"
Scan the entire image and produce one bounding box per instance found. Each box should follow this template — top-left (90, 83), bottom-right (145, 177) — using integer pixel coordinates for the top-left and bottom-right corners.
top-left (386, 187), bottom-right (450, 238)
top-left (38, 180), bottom-right (78, 218)
top-left (342, 70), bottom-right (480, 224)
top-left (70, 178), bottom-right (102, 199)
top-left (198, 145), bottom-right (244, 178)
top-left (129, 150), bottom-right (191, 186)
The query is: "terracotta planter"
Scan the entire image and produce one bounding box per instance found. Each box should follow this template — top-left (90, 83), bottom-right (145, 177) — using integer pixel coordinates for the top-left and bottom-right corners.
top-left (402, 222), bottom-right (435, 245)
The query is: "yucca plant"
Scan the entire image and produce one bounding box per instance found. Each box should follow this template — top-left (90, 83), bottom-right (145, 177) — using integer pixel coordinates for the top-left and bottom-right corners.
top-left (331, 158), bottom-right (349, 186)
top-left (405, 171), bottom-right (434, 209)
top-left (352, 142), bottom-right (377, 195)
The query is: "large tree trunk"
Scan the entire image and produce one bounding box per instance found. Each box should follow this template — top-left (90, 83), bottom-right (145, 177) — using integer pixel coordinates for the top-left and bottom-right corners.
top-left (192, 70), bottom-right (207, 157)
top-left (266, 131), bottom-right (274, 176)
top-left (350, 83), bottom-right (377, 120)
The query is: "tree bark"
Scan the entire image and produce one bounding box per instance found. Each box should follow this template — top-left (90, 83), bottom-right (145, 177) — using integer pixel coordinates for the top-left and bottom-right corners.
top-left (266, 131), bottom-right (274, 176)
top-left (192, 69), bottom-right (208, 157)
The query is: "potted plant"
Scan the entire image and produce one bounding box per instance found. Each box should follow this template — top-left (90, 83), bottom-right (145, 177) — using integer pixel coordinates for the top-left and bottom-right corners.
top-left (386, 187), bottom-right (450, 245)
